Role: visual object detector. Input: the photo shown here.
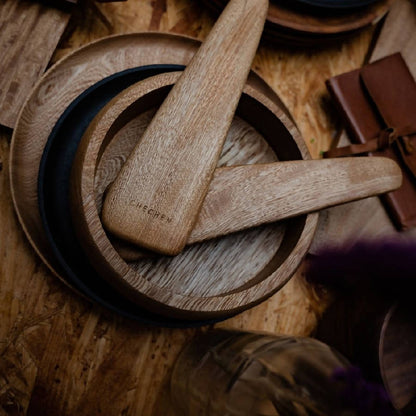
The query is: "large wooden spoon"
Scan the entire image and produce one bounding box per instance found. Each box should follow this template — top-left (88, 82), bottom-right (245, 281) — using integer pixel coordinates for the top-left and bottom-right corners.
top-left (102, 0), bottom-right (269, 255)
top-left (189, 157), bottom-right (401, 242)
top-left (114, 157), bottom-right (401, 260)
top-left (80, 71), bottom-right (401, 260)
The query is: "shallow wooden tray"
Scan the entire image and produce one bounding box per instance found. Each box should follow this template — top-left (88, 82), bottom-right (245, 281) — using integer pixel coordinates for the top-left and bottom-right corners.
top-left (10, 33), bottom-right (304, 324)
top-left (70, 71), bottom-right (317, 319)
top-left (10, 32), bottom-right (280, 284)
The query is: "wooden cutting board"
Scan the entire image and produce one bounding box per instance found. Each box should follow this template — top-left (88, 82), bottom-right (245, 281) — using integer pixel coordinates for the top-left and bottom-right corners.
top-left (0, 0), bottom-right (72, 129)
top-left (0, 0), bottom-right (125, 129)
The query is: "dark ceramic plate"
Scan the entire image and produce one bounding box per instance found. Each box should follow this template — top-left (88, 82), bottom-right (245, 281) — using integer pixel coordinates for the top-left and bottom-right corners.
top-left (38, 64), bottom-right (224, 327)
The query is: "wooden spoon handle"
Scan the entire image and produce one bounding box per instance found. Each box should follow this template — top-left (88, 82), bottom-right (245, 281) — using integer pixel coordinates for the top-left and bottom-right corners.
top-left (190, 157), bottom-right (401, 243)
top-left (102, 0), bottom-right (268, 255)
top-left (115, 157), bottom-right (401, 261)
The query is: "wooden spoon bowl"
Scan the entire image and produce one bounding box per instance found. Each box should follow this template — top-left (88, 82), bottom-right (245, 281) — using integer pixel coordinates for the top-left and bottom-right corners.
top-left (71, 71), bottom-right (318, 319)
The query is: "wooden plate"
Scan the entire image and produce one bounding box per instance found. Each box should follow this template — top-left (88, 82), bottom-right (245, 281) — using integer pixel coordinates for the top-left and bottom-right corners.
top-left (10, 33), bottom-right (281, 285)
top-left (70, 71), bottom-right (318, 319)
top-left (204, 0), bottom-right (394, 45)
top-left (11, 33), bottom-right (309, 323)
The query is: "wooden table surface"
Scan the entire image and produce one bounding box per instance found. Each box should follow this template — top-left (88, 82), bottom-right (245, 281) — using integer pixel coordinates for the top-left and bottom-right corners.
top-left (0, 0), bottom-right (411, 415)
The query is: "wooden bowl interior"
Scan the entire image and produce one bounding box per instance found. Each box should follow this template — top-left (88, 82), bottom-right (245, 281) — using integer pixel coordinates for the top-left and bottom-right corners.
top-left (71, 71), bottom-right (317, 318)
top-left (97, 90), bottom-right (306, 297)
top-left (10, 32), bottom-right (286, 282)
top-left (10, 33), bottom-right (313, 323)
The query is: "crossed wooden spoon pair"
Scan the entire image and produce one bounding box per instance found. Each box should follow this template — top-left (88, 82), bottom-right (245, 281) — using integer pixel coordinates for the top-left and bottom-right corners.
top-left (97, 0), bottom-right (400, 257)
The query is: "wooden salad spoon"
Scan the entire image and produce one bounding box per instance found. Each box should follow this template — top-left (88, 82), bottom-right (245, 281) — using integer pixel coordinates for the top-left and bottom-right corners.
top-left (102, 0), bottom-right (269, 255)
top-left (73, 71), bottom-right (401, 262)
top-left (114, 158), bottom-right (401, 261)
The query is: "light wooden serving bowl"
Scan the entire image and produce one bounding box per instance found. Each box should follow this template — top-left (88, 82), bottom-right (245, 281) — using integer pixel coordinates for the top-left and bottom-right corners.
top-left (10, 33), bottom-right (315, 324)
top-left (70, 71), bottom-right (319, 320)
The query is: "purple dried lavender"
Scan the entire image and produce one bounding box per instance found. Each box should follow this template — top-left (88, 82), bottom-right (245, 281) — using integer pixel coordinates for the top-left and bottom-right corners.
top-left (331, 366), bottom-right (395, 416)
top-left (306, 239), bottom-right (416, 296)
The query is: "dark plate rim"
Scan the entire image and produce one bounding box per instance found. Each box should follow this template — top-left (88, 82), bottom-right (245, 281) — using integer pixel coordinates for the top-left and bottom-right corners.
top-left (38, 64), bottom-right (224, 328)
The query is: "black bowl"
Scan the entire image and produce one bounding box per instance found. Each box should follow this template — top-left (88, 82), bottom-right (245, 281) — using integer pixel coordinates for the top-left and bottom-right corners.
top-left (38, 64), bottom-right (224, 327)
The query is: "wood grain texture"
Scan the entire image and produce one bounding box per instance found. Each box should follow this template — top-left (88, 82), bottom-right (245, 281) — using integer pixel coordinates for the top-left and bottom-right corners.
top-left (371, 0), bottom-right (416, 73)
top-left (10, 33), bottom-right (208, 282)
top-left (190, 157), bottom-right (401, 242)
top-left (110, 156), bottom-right (402, 260)
top-left (10, 32), bottom-right (281, 284)
top-left (71, 70), bottom-right (318, 317)
top-left (102, 0), bottom-right (268, 255)
top-left (0, 0), bottom-right (71, 129)
top-left (96, 107), bottom-right (283, 264)
top-left (1, 0), bottom-right (399, 414)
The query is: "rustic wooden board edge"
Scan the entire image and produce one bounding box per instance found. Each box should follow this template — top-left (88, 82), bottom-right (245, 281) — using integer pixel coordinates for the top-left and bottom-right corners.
top-left (0, 0), bottom-right (72, 128)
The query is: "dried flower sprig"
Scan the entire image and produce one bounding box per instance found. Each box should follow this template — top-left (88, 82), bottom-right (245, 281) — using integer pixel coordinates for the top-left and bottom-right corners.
top-left (306, 239), bottom-right (416, 297)
top-left (332, 366), bottom-right (395, 416)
